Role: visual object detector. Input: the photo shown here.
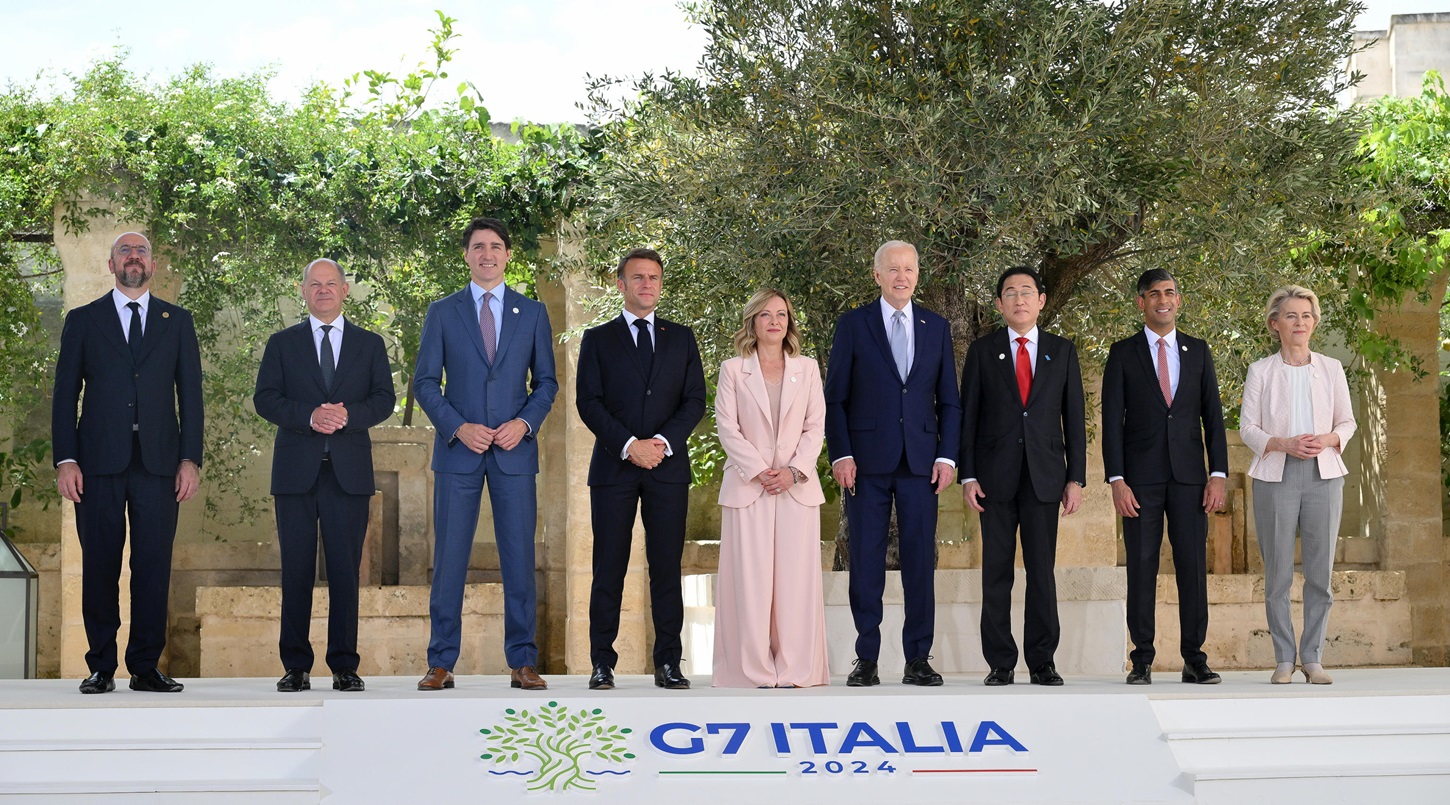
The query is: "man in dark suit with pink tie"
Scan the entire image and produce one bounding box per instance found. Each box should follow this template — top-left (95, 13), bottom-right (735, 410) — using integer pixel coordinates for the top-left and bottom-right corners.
top-left (1101, 268), bottom-right (1227, 685)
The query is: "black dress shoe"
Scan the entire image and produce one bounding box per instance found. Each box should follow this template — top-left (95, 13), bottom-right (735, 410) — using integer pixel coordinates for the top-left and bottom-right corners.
top-left (332, 669), bottom-right (365, 692)
top-left (276, 669), bottom-right (311, 692)
top-left (902, 657), bottom-right (944, 687)
top-left (1181, 661), bottom-right (1222, 685)
top-left (589, 663), bottom-right (615, 690)
top-left (1028, 662), bottom-right (1064, 686)
top-left (129, 668), bottom-right (184, 693)
top-left (79, 671), bottom-right (114, 694)
top-left (1126, 664), bottom-right (1152, 685)
top-left (846, 658), bottom-right (879, 687)
top-left (983, 667), bottom-right (1014, 686)
top-left (654, 662), bottom-right (690, 689)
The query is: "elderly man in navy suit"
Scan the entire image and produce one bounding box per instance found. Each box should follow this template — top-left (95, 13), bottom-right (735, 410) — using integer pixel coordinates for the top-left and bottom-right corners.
top-left (254, 258), bottom-right (395, 693)
top-left (413, 217), bottom-right (558, 691)
top-left (52, 232), bottom-right (203, 694)
top-left (824, 240), bottom-right (961, 688)
top-left (1101, 268), bottom-right (1227, 686)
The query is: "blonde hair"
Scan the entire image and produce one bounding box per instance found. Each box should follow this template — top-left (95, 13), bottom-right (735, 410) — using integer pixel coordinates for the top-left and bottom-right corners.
top-left (733, 288), bottom-right (801, 357)
top-left (1265, 285), bottom-right (1322, 342)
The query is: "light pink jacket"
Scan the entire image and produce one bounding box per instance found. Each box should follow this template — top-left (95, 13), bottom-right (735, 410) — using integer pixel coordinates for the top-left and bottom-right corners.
top-left (716, 353), bottom-right (826, 508)
top-left (1239, 351), bottom-right (1357, 482)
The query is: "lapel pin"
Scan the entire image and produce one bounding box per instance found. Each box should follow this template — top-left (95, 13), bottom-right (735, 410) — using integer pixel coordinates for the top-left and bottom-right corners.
top-left (1044, 353), bottom-right (1052, 361)
top-left (1181, 345), bottom-right (1187, 352)
top-left (512, 307), bottom-right (519, 314)
top-left (162, 311), bottom-right (170, 318)
top-left (998, 353), bottom-right (1005, 360)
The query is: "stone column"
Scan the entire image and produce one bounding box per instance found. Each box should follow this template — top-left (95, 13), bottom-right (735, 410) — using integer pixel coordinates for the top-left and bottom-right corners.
top-left (1362, 269), bottom-right (1450, 665)
top-left (53, 203), bottom-right (182, 678)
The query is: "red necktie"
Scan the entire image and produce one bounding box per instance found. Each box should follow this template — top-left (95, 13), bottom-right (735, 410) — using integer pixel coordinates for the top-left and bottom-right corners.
top-left (1157, 337), bottom-right (1173, 407)
top-left (1015, 336), bottom-right (1032, 405)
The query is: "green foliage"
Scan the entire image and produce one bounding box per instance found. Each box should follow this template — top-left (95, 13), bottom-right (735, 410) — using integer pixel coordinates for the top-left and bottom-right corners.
top-left (479, 702), bottom-right (635, 792)
top-left (0, 13), bottom-right (590, 531)
top-left (585, 0), bottom-right (1369, 424)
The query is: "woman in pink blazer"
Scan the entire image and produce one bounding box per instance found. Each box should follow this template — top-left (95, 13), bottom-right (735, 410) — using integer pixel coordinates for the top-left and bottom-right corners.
top-left (1240, 285), bottom-right (1356, 685)
top-left (712, 288), bottom-right (830, 688)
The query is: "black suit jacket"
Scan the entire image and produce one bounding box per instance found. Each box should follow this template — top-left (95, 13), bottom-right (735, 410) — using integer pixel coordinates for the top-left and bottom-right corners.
top-left (959, 328), bottom-right (1086, 502)
top-left (253, 319), bottom-right (396, 496)
top-left (576, 315), bottom-right (707, 486)
top-left (1100, 330), bottom-right (1228, 487)
top-left (52, 293), bottom-right (204, 476)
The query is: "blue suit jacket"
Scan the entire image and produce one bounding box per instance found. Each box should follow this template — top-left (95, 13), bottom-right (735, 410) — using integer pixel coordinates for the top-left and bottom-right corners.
top-left (413, 285), bottom-right (558, 475)
top-left (823, 301), bottom-right (961, 476)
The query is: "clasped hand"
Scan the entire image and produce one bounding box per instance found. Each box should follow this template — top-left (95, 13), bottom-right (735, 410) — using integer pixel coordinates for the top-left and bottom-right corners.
top-left (627, 437), bottom-right (667, 469)
top-left (457, 419), bottom-right (529, 454)
top-left (310, 402), bottom-right (349, 434)
top-left (756, 467), bottom-right (795, 496)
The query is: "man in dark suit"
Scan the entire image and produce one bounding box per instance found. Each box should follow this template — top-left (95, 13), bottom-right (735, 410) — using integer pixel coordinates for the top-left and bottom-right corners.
top-left (253, 258), bottom-right (395, 693)
top-left (577, 248), bottom-right (706, 691)
top-left (1101, 268), bottom-right (1227, 685)
top-left (824, 240), bottom-right (960, 688)
top-left (52, 232), bottom-right (203, 694)
top-left (960, 265), bottom-right (1085, 687)
top-left (413, 217), bottom-right (558, 691)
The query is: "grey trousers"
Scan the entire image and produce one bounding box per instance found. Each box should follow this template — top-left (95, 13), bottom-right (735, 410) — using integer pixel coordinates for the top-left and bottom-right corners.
top-left (1252, 457), bottom-right (1344, 665)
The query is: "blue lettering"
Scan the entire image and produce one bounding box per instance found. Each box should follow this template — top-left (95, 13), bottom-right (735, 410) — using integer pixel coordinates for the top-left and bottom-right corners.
top-left (771, 722), bottom-right (790, 755)
top-left (942, 721), bottom-right (963, 753)
top-left (896, 722), bottom-right (946, 754)
top-left (706, 723), bottom-right (751, 755)
top-left (839, 722), bottom-right (898, 754)
top-left (969, 721), bottom-right (1027, 753)
top-left (651, 722), bottom-right (704, 755)
top-left (788, 722), bottom-right (838, 753)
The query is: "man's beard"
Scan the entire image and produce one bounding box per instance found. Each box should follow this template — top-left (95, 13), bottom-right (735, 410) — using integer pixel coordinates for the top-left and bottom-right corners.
top-left (118, 262), bottom-right (150, 288)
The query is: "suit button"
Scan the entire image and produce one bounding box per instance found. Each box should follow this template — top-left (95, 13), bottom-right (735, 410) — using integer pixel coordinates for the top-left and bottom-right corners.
top-left (647, 390), bottom-right (653, 396)
top-left (1168, 414), bottom-right (1174, 419)
top-left (899, 418), bottom-right (903, 423)
top-left (1022, 412), bottom-right (1028, 417)
top-left (134, 373), bottom-right (140, 379)
top-left (1017, 438), bottom-right (1023, 444)
top-left (902, 388), bottom-right (907, 394)
top-left (127, 403), bottom-right (134, 408)
top-left (488, 376), bottom-right (495, 383)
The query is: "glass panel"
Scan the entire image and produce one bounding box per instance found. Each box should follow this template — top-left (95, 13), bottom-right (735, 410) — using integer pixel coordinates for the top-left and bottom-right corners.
top-left (0, 581), bottom-right (27, 678)
top-left (0, 537), bottom-right (25, 573)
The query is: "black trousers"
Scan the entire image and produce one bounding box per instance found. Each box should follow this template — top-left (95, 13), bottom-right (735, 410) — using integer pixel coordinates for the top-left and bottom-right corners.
top-left (275, 459), bottom-right (370, 673)
top-left (1122, 480), bottom-right (1209, 665)
top-left (75, 434), bottom-right (178, 676)
top-left (979, 461), bottom-right (1061, 670)
top-left (588, 474), bottom-right (688, 669)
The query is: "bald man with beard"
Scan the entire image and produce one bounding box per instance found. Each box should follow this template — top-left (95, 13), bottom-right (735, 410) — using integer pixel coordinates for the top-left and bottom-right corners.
top-left (53, 232), bottom-right (204, 694)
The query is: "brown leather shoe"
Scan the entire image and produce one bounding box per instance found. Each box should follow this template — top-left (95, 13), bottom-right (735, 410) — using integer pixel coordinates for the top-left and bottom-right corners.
top-left (417, 666), bottom-right (454, 691)
top-left (510, 666), bottom-right (548, 690)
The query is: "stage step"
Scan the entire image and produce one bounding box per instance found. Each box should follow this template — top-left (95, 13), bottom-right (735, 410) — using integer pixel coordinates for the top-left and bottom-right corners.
top-left (0, 705), bottom-right (321, 803)
top-left (1152, 693), bottom-right (1450, 803)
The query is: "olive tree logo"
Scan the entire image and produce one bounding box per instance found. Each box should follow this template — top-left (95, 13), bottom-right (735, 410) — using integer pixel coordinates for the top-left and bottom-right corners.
top-left (479, 701), bottom-right (636, 792)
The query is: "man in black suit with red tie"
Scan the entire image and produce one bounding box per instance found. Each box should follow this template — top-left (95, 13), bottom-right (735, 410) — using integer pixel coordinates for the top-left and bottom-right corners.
top-left (577, 248), bottom-right (706, 691)
top-left (960, 266), bottom-right (1085, 687)
top-left (1101, 268), bottom-right (1227, 685)
top-left (254, 258), bottom-right (395, 693)
top-left (53, 232), bottom-right (204, 694)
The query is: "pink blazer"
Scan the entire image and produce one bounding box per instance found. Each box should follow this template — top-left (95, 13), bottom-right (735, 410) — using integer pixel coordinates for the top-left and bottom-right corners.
top-left (716, 353), bottom-right (827, 508)
top-left (1239, 351), bottom-right (1356, 482)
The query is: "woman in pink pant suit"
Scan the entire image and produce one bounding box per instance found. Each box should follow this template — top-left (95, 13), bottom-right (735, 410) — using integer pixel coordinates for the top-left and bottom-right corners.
top-left (712, 288), bottom-right (830, 688)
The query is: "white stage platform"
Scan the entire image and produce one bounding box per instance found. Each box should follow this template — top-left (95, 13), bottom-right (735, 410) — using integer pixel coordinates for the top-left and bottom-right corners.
top-left (2, 669), bottom-right (1448, 803)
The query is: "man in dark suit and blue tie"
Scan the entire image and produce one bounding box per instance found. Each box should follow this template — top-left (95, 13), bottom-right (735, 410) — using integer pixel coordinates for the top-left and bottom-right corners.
top-left (52, 231), bottom-right (203, 694)
top-left (824, 240), bottom-right (961, 688)
top-left (960, 266), bottom-right (1085, 687)
top-left (413, 217), bottom-right (558, 691)
top-left (577, 248), bottom-right (706, 691)
top-left (1101, 268), bottom-right (1227, 685)
top-left (254, 258), bottom-right (395, 693)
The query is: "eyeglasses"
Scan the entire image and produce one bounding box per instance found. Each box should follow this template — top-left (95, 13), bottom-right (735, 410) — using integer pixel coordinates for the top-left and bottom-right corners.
top-left (116, 245), bottom-right (151, 258)
top-left (1000, 290), bottom-right (1038, 301)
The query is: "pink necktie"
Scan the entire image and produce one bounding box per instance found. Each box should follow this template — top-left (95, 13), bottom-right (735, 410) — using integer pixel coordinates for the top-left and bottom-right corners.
top-left (1157, 337), bottom-right (1173, 407)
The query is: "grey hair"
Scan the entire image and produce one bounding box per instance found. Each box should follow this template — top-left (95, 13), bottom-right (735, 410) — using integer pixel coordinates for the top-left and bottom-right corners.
top-left (302, 258), bottom-right (345, 284)
top-left (873, 240), bottom-right (918, 269)
top-left (1264, 284), bottom-right (1322, 342)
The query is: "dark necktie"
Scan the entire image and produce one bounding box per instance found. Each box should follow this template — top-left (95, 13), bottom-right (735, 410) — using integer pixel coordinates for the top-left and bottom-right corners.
top-left (1015, 336), bottom-right (1032, 405)
top-left (127, 301), bottom-right (143, 362)
top-left (320, 324), bottom-right (336, 390)
top-left (634, 318), bottom-right (654, 377)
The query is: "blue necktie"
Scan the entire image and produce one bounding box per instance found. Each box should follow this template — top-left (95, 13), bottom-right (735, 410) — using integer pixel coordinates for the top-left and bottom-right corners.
top-left (890, 310), bottom-right (908, 380)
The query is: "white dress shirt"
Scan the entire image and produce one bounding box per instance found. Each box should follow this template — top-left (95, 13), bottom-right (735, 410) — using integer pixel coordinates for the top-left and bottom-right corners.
top-left (112, 289), bottom-right (151, 337)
